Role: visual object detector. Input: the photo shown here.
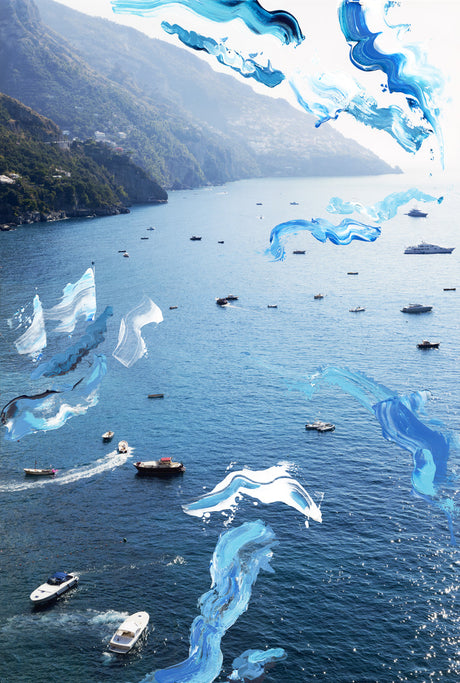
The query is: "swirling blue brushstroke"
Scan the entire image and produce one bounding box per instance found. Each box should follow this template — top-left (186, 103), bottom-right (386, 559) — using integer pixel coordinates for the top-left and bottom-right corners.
top-left (162, 22), bottom-right (285, 88)
top-left (111, 0), bottom-right (304, 46)
top-left (338, 0), bottom-right (443, 152)
top-left (228, 648), bottom-right (287, 681)
top-left (327, 189), bottom-right (443, 221)
top-left (13, 294), bottom-right (47, 358)
top-left (44, 267), bottom-right (97, 334)
top-left (289, 74), bottom-right (431, 155)
top-left (302, 367), bottom-right (457, 543)
top-left (141, 520), bottom-right (277, 683)
top-left (267, 218), bottom-right (381, 261)
top-left (30, 306), bottom-right (113, 380)
top-left (1, 355), bottom-right (107, 441)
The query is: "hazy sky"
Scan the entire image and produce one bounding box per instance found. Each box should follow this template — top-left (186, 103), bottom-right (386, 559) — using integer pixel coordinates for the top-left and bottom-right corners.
top-left (51, 0), bottom-right (460, 176)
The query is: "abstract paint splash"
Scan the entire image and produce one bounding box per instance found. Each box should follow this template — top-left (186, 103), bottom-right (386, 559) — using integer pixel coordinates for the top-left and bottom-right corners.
top-left (162, 22), bottom-right (285, 87)
top-left (327, 189), bottom-right (443, 221)
top-left (183, 464), bottom-right (322, 528)
top-left (111, 0), bottom-right (304, 46)
top-left (1, 355), bottom-right (107, 441)
top-left (112, 295), bottom-right (163, 368)
top-left (13, 294), bottom-right (47, 359)
top-left (302, 367), bottom-right (457, 543)
top-left (267, 217), bottom-right (381, 261)
top-left (141, 520), bottom-right (277, 683)
top-left (228, 647), bottom-right (287, 681)
top-left (30, 306), bottom-right (113, 379)
top-left (44, 267), bottom-right (97, 334)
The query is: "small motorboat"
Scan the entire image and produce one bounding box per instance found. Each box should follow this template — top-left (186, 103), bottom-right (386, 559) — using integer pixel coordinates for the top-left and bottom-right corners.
top-left (218, 240), bottom-right (224, 244)
top-left (118, 441), bottom-right (129, 454)
top-left (30, 572), bottom-right (79, 605)
top-left (24, 466), bottom-right (57, 476)
top-left (123, 252), bottom-right (130, 258)
top-left (401, 304), bottom-right (432, 314)
top-left (314, 294), bottom-right (324, 300)
top-left (347, 272), bottom-right (359, 275)
top-left (305, 421), bottom-right (335, 432)
top-left (226, 295), bottom-right (238, 301)
top-left (169, 305), bottom-right (178, 310)
top-left (118, 250), bottom-right (126, 253)
top-left (148, 393), bottom-right (164, 399)
top-left (134, 457), bottom-right (185, 476)
top-left (108, 611), bottom-right (150, 654)
top-left (293, 250), bottom-right (305, 254)
top-left (267, 304), bottom-right (278, 308)
top-left (405, 207), bottom-right (428, 218)
top-left (146, 227), bottom-right (155, 231)
top-left (102, 431), bottom-right (114, 442)
top-left (216, 298), bottom-right (228, 306)
top-left (443, 288), bottom-right (456, 291)
top-left (290, 201), bottom-right (299, 205)
top-left (349, 306), bottom-right (365, 312)
top-left (190, 236), bottom-right (202, 241)
top-left (256, 202), bottom-right (262, 206)
top-left (140, 237), bottom-right (149, 240)
top-left (417, 340), bottom-right (440, 349)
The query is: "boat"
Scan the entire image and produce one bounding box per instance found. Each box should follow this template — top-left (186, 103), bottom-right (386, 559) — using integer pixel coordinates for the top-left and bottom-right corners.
top-left (417, 340), bottom-right (440, 349)
top-left (404, 242), bottom-right (454, 254)
top-left (134, 457), bottom-right (185, 476)
top-left (24, 466), bottom-right (56, 476)
top-left (148, 393), bottom-right (164, 399)
top-left (443, 288), bottom-right (456, 291)
top-left (102, 431), bottom-right (114, 442)
top-left (140, 237), bottom-right (149, 240)
top-left (401, 304), bottom-right (433, 314)
top-left (349, 306), bottom-right (365, 312)
top-left (30, 572), bottom-right (78, 605)
top-left (347, 272), bottom-right (359, 275)
top-left (118, 250), bottom-right (126, 253)
top-left (405, 208), bottom-right (428, 217)
top-left (293, 250), bottom-right (305, 254)
top-left (146, 227), bottom-right (155, 230)
top-left (218, 240), bottom-right (224, 244)
top-left (305, 421), bottom-right (335, 432)
top-left (118, 440), bottom-right (128, 453)
top-left (123, 252), bottom-right (130, 258)
top-left (169, 305), bottom-right (178, 309)
top-left (216, 298), bottom-right (228, 306)
top-left (226, 295), bottom-right (238, 301)
top-left (108, 611), bottom-right (150, 654)
top-left (190, 236), bottom-right (202, 241)
top-left (256, 202), bottom-right (262, 205)
top-left (267, 304), bottom-right (278, 308)
top-left (290, 201), bottom-right (299, 205)
top-left (314, 294), bottom-right (324, 300)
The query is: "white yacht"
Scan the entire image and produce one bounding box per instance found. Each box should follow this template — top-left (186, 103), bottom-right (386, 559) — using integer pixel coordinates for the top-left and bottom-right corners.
top-left (108, 612), bottom-right (149, 653)
top-left (404, 242), bottom-right (454, 254)
top-left (401, 304), bottom-right (432, 314)
top-left (30, 572), bottom-right (79, 605)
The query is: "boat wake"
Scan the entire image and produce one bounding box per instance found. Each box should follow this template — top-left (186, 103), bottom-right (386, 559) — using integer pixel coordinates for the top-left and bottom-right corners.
top-left (0, 448), bottom-right (133, 492)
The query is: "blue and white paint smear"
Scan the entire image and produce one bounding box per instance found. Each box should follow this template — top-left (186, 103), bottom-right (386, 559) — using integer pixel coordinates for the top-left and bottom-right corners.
top-left (44, 267), bottom-right (97, 334)
top-left (327, 189), bottom-right (443, 221)
top-left (112, 295), bottom-right (163, 368)
top-left (228, 647), bottom-right (287, 681)
top-left (183, 464), bottom-right (322, 529)
top-left (141, 520), bottom-right (277, 683)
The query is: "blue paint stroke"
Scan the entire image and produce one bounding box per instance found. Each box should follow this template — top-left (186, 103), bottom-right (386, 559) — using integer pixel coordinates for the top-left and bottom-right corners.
top-left (268, 218), bottom-right (381, 261)
top-left (162, 22), bottom-right (285, 87)
top-left (30, 306), bottom-right (113, 379)
top-left (228, 648), bottom-right (287, 681)
top-left (45, 267), bottom-right (97, 334)
top-left (1, 355), bottom-right (107, 441)
top-left (183, 465), bottom-right (322, 528)
top-left (288, 72), bottom-right (431, 155)
top-left (141, 520), bottom-right (277, 683)
top-left (327, 189), bottom-right (443, 221)
top-left (111, 0), bottom-right (304, 46)
top-left (338, 0), bottom-right (444, 157)
top-left (13, 294), bottom-right (47, 358)
top-left (112, 295), bottom-right (163, 368)
top-left (302, 367), bottom-right (457, 543)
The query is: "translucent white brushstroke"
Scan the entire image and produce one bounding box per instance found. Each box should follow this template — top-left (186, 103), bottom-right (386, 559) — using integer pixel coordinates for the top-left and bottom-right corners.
top-left (13, 294), bottom-right (47, 358)
top-left (228, 647), bottom-right (287, 681)
top-left (45, 267), bottom-right (96, 334)
top-left (112, 295), bottom-right (163, 368)
top-left (183, 464), bottom-right (322, 528)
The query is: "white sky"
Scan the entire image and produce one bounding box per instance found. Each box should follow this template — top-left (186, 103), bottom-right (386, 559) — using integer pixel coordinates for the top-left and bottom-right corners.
top-left (51, 0), bottom-right (460, 177)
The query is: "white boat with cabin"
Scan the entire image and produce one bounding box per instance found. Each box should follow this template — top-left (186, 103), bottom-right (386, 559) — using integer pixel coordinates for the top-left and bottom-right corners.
top-left (108, 611), bottom-right (149, 653)
top-left (30, 572), bottom-right (79, 605)
top-left (404, 242), bottom-right (454, 254)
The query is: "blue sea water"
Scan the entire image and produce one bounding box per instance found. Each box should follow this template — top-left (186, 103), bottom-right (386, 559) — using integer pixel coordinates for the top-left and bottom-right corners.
top-left (0, 173), bottom-right (459, 683)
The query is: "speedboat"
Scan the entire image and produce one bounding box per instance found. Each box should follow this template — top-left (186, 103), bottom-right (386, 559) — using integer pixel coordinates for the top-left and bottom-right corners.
top-left (267, 304), bottom-right (278, 308)
top-left (134, 457), bottom-right (185, 476)
top-left (24, 466), bottom-right (56, 476)
top-left (102, 431), bottom-right (114, 442)
top-left (118, 440), bottom-right (129, 453)
top-left (401, 304), bottom-right (432, 314)
top-left (314, 294), bottom-right (324, 300)
top-left (190, 236), bottom-right (202, 241)
top-left (305, 421), bottom-right (335, 432)
top-left (406, 208), bottom-right (428, 218)
top-left (216, 298), bottom-right (228, 306)
top-left (226, 295), bottom-right (239, 301)
top-left (293, 250), bottom-right (305, 254)
top-left (108, 611), bottom-right (149, 654)
top-left (349, 306), bottom-right (365, 312)
top-left (30, 572), bottom-right (79, 605)
top-left (417, 340), bottom-right (440, 349)
top-left (404, 242), bottom-right (454, 254)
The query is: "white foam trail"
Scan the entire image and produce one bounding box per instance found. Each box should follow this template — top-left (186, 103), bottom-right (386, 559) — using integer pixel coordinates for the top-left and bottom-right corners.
top-left (14, 294), bottom-right (47, 357)
top-left (0, 448), bottom-right (133, 492)
top-left (112, 295), bottom-right (163, 368)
